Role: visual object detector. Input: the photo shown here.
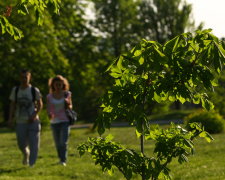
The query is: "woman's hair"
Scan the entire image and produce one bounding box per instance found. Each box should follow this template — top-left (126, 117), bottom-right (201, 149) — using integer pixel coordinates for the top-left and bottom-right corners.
top-left (48, 75), bottom-right (70, 93)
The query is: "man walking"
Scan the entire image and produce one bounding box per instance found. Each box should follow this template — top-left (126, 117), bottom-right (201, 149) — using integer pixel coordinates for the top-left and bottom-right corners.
top-left (8, 69), bottom-right (43, 167)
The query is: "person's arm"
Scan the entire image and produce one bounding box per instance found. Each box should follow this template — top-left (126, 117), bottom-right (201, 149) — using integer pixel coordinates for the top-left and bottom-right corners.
top-left (46, 95), bottom-right (54, 119)
top-left (29, 98), bottom-right (43, 122)
top-left (36, 98), bottom-right (43, 115)
top-left (65, 92), bottom-right (73, 109)
top-left (8, 87), bottom-right (16, 127)
top-left (8, 101), bottom-right (16, 127)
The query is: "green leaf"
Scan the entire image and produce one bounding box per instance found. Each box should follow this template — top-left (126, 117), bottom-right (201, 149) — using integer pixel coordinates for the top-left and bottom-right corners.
top-left (213, 46), bottom-right (222, 73)
top-left (106, 134), bottom-right (114, 141)
top-left (139, 56), bottom-right (144, 65)
top-left (107, 168), bottom-right (114, 176)
top-left (135, 129), bottom-right (142, 138)
top-left (201, 98), bottom-right (214, 111)
top-left (168, 95), bottom-right (176, 102)
top-left (163, 35), bottom-right (180, 55)
top-left (134, 49), bottom-right (142, 56)
top-left (214, 41), bottom-right (225, 60)
top-left (199, 131), bottom-right (214, 142)
top-left (18, 4), bottom-right (29, 15)
top-left (177, 95), bottom-right (186, 104)
top-left (153, 46), bottom-right (168, 64)
top-left (154, 92), bottom-right (162, 103)
top-left (117, 56), bottom-right (124, 70)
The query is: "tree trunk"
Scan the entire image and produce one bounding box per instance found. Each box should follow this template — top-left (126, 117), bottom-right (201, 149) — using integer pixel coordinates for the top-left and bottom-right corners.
top-left (141, 134), bottom-right (145, 180)
top-left (174, 100), bottom-right (181, 110)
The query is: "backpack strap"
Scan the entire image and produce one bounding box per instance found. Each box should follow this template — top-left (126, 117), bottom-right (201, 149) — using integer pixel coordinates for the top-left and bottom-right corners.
top-left (15, 86), bottom-right (19, 104)
top-left (31, 86), bottom-right (36, 102)
top-left (15, 86), bottom-right (36, 103)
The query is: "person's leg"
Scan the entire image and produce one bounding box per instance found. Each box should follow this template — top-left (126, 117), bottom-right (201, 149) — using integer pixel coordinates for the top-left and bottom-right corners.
top-left (16, 123), bottom-right (29, 165)
top-left (28, 121), bottom-right (41, 166)
top-left (51, 123), bottom-right (61, 161)
top-left (59, 122), bottom-right (70, 164)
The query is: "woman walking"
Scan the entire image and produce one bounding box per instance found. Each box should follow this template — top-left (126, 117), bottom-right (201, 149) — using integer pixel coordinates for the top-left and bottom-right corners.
top-left (47, 75), bottom-right (73, 166)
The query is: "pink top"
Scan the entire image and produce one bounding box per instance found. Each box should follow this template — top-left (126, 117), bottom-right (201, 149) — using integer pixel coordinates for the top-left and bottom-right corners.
top-left (47, 91), bottom-right (71, 124)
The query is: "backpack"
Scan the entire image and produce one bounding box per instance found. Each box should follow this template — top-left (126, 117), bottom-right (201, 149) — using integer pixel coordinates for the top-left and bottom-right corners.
top-left (15, 86), bottom-right (36, 103)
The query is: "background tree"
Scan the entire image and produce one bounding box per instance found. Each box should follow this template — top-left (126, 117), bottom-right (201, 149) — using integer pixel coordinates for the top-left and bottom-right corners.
top-left (138, 0), bottom-right (194, 43)
top-left (92, 0), bottom-right (141, 57)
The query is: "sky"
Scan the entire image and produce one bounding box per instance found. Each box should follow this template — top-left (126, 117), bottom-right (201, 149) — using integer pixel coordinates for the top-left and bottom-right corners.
top-left (187, 0), bottom-right (225, 38)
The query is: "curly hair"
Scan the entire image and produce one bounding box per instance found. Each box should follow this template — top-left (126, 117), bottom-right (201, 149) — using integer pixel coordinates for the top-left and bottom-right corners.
top-left (48, 75), bottom-right (70, 93)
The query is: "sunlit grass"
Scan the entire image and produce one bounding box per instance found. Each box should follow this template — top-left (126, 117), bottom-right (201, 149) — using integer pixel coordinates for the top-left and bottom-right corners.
top-left (0, 126), bottom-right (225, 180)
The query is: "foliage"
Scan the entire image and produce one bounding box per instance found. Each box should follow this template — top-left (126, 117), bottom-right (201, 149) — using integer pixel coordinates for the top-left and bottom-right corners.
top-left (0, 14), bottom-right (23, 40)
top-left (0, 0), bottom-right (61, 39)
top-left (184, 110), bottom-right (225, 134)
top-left (78, 30), bottom-right (225, 180)
top-left (78, 123), bottom-right (213, 180)
top-left (208, 65), bottom-right (225, 117)
top-left (96, 29), bottom-right (225, 135)
top-left (137, 0), bottom-right (202, 111)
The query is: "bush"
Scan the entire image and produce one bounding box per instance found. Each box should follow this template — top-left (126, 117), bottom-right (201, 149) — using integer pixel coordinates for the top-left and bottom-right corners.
top-left (184, 110), bottom-right (225, 134)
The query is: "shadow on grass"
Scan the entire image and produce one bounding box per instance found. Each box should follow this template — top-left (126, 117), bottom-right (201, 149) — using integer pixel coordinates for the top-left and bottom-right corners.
top-left (0, 167), bottom-right (26, 175)
top-left (0, 127), bottom-right (14, 134)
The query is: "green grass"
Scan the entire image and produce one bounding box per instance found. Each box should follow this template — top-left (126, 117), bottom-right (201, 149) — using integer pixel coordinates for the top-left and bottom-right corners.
top-left (0, 126), bottom-right (225, 180)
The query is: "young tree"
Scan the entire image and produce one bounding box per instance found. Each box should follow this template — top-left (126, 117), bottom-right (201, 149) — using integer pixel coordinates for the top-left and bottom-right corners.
top-left (78, 29), bottom-right (225, 180)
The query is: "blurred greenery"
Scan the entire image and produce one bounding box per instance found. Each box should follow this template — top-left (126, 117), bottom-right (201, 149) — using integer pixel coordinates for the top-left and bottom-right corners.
top-left (149, 110), bottom-right (194, 121)
top-left (184, 110), bottom-right (225, 134)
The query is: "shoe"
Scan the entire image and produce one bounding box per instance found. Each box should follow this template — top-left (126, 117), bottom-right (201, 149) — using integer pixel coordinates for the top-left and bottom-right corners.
top-left (29, 164), bottom-right (34, 168)
top-left (22, 154), bottom-right (29, 165)
top-left (22, 148), bottom-right (30, 165)
top-left (60, 162), bottom-right (66, 166)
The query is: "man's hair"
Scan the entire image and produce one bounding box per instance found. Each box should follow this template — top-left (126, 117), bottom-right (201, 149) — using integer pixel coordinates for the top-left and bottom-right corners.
top-left (20, 69), bottom-right (31, 74)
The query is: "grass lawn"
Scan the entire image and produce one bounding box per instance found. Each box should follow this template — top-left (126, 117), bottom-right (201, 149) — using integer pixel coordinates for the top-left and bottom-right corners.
top-left (0, 125), bottom-right (225, 180)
